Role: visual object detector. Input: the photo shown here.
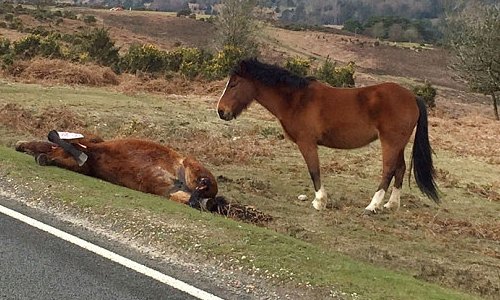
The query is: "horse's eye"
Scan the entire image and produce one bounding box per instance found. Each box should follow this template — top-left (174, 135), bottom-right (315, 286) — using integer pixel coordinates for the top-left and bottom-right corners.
top-left (229, 81), bottom-right (238, 88)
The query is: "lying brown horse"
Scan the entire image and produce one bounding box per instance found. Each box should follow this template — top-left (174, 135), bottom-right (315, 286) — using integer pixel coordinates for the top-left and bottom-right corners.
top-left (15, 131), bottom-right (221, 210)
top-left (217, 58), bottom-right (438, 213)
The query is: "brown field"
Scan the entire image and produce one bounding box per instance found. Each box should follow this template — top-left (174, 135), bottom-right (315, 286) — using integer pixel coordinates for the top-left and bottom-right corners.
top-left (0, 8), bottom-right (499, 299)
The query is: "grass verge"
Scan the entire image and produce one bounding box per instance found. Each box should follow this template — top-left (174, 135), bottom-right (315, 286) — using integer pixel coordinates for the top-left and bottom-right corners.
top-left (0, 145), bottom-right (476, 300)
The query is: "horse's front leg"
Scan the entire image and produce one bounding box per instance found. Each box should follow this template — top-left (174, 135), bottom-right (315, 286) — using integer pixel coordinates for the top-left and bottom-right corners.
top-left (297, 142), bottom-right (327, 210)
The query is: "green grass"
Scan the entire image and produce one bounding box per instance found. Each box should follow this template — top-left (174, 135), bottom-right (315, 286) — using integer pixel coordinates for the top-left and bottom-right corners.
top-left (0, 145), bottom-right (477, 300)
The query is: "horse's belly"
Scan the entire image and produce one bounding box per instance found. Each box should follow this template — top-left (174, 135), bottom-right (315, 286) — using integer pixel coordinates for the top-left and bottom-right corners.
top-left (91, 156), bottom-right (178, 196)
top-left (319, 128), bottom-right (378, 149)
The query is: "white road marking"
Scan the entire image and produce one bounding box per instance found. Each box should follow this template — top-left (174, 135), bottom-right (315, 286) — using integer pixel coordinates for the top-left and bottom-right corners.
top-left (0, 204), bottom-right (224, 300)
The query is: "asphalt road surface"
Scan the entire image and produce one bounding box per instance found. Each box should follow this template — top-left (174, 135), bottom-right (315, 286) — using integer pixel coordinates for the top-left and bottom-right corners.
top-left (0, 196), bottom-right (234, 300)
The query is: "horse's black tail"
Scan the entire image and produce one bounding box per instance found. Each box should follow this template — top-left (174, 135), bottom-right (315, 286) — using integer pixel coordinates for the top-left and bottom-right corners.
top-left (411, 97), bottom-right (440, 203)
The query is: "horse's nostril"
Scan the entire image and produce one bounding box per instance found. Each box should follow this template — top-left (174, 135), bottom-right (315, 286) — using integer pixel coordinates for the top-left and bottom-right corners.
top-left (218, 109), bottom-right (225, 119)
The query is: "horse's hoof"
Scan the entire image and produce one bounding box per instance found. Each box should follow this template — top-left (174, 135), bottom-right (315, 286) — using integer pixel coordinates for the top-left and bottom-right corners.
top-left (312, 199), bottom-right (326, 210)
top-left (363, 209), bottom-right (377, 216)
top-left (35, 154), bottom-right (50, 166)
top-left (383, 202), bottom-right (400, 211)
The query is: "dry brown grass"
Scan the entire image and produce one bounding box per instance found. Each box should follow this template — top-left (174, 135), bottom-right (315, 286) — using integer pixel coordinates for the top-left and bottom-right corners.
top-left (0, 103), bottom-right (86, 136)
top-left (4, 59), bottom-right (119, 86)
top-left (117, 73), bottom-right (226, 96)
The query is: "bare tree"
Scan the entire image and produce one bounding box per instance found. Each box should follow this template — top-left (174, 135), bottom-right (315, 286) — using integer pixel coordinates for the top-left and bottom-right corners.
top-left (215, 0), bottom-right (258, 55)
top-left (446, 3), bottom-right (499, 120)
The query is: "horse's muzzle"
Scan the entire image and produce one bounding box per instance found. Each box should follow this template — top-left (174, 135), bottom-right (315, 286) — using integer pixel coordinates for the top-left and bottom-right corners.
top-left (218, 109), bottom-right (233, 121)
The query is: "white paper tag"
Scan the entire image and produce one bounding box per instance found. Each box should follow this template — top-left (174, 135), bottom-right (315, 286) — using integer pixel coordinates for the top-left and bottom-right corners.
top-left (57, 131), bottom-right (84, 140)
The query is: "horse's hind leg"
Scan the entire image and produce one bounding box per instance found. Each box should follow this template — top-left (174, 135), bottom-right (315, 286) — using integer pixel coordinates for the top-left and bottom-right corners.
top-left (169, 191), bottom-right (191, 205)
top-left (365, 143), bottom-right (402, 213)
top-left (384, 150), bottom-right (405, 210)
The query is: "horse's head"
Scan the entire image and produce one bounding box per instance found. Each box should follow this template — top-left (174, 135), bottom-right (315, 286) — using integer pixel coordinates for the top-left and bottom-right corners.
top-left (217, 63), bottom-right (257, 121)
top-left (188, 177), bottom-right (226, 212)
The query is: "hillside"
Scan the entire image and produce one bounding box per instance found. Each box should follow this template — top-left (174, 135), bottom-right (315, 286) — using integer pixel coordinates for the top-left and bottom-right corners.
top-left (0, 7), bottom-right (499, 300)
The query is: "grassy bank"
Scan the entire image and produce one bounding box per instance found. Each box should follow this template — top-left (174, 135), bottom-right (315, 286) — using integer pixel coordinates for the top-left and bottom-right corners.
top-left (0, 81), bottom-right (497, 299)
top-left (0, 146), bottom-right (476, 300)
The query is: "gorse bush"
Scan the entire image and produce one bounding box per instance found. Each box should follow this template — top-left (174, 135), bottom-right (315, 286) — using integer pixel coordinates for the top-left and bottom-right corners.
top-left (8, 17), bottom-right (22, 30)
top-left (0, 37), bottom-right (10, 55)
top-left (178, 47), bottom-right (211, 79)
top-left (412, 81), bottom-right (437, 108)
top-left (27, 25), bottom-right (51, 36)
top-left (120, 44), bottom-right (168, 73)
top-left (79, 28), bottom-right (119, 67)
top-left (39, 34), bottom-right (62, 58)
top-left (283, 56), bottom-right (356, 87)
top-left (315, 58), bottom-right (355, 87)
top-left (13, 35), bottom-right (41, 59)
top-left (202, 45), bottom-right (246, 80)
top-left (120, 43), bottom-right (247, 80)
top-left (4, 13), bottom-right (14, 22)
top-left (11, 34), bottom-right (62, 59)
top-left (285, 56), bottom-right (311, 77)
top-left (83, 15), bottom-right (97, 24)
top-left (62, 10), bottom-right (77, 20)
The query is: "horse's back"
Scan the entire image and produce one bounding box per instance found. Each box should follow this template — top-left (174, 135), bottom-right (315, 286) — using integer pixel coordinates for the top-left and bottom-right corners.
top-left (303, 81), bottom-right (419, 149)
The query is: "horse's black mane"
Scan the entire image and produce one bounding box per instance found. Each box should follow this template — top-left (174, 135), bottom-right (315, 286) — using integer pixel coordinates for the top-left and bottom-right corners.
top-left (231, 58), bottom-right (314, 88)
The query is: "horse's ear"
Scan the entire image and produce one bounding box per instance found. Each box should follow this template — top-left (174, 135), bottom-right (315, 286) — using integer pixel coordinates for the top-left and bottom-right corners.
top-left (238, 59), bottom-right (248, 74)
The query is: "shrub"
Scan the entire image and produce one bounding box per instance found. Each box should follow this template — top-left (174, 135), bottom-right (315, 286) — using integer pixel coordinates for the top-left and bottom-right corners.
top-left (315, 58), bottom-right (355, 87)
top-left (285, 56), bottom-right (311, 77)
top-left (412, 81), bottom-right (437, 108)
top-left (0, 3), bottom-right (14, 14)
top-left (79, 28), bottom-right (119, 67)
top-left (32, 9), bottom-right (54, 21)
top-left (0, 37), bottom-right (11, 55)
top-left (62, 10), bottom-right (77, 20)
top-left (177, 9), bottom-right (192, 17)
top-left (120, 44), bottom-right (168, 73)
top-left (202, 45), bottom-right (245, 80)
top-left (40, 35), bottom-right (62, 58)
top-left (1, 53), bottom-right (14, 67)
top-left (164, 48), bottom-right (185, 72)
top-left (13, 35), bottom-right (41, 59)
top-left (343, 19), bottom-right (364, 33)
top-left (83, 15), bottom-right (97, 24)
top-left (8, 17), bottom-right (22, 30)
top-left (4, 13), bottom-right (14, 22)
top-left (28, 26), bottom-right (50, 36)
top-left (178, 47), bottom-right (211, 79)
top-left (55, 17), bottom-right (63, 26)
top-left (14, 4), bottom-right (27, 14)
top-left (0, 22), bottom-right (6, 29)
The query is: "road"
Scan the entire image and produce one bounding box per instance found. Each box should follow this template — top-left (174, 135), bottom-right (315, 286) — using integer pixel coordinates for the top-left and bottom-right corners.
top-left (0, 196), bottom-right (236, 300)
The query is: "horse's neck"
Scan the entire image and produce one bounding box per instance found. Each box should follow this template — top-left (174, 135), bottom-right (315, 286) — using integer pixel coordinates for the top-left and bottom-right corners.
top-left (255, 85), bottom-right (295, 120)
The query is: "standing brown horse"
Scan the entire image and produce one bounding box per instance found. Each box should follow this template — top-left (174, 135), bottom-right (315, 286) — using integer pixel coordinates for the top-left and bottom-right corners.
top-left (217, 58), bottom-right (438, 213)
